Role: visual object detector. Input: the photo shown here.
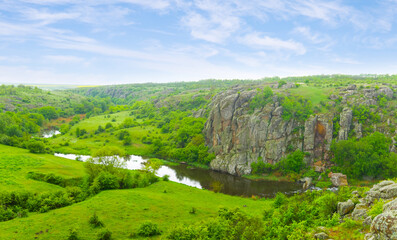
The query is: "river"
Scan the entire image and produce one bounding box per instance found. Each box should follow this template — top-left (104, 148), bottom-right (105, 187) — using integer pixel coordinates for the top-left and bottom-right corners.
top-left (54, 153), bottom-right (302, 198)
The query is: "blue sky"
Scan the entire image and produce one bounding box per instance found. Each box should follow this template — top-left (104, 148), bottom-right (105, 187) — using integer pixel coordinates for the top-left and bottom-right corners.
top-left (1, 0), bottom-right (397, 84)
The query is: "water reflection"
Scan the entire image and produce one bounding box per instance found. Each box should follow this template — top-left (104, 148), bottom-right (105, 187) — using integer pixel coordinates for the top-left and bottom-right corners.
top-left (54, 153), bottom-right (302, 197)
top-left (42, 130), bottom-right (61, 138)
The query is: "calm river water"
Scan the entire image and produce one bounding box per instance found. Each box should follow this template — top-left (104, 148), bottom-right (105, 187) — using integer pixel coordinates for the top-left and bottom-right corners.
top-left (54, 153), bottom-right (302, 198)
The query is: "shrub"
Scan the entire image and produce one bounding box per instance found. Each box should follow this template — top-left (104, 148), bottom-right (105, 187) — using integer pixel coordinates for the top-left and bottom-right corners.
top-left (27, 139), bottom-right (46, 153)
top-left (277, 150), bottom-right (306, 174)
top-left (89, 212), bottom-right (104, 228)
top-left (67, 228), bottom-right (80, 240)
top-left (137, 221), bottom-right (162, 237)
top-left (162, 175), bottom-right (170, 181)
top-left (97, 229), bottom-right (112, 240)
top-left (273, 192), bottom-right (287, 208)
top-left (94, 171), bottom-right (119, 190)
top-left (368, 199), bottom-right (384, 218)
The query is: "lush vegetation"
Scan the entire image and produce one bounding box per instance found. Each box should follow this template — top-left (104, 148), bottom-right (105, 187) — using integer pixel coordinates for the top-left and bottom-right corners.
top-left (1, 76), bottom-right (397, 239)
top-left (331, 132), bottom-right (397, 179)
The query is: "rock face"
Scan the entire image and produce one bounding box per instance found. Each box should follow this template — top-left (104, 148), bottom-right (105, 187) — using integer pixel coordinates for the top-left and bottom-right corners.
top-left (204, 90), bottom-right (333, 175)
top-left (369, 210), bottom-right (397, 240)
top-left (204, 85), bottom-right (394, 176)
top-left (365, 181), bottom-right (397, 205)
top-left (338, 199), bottom-right (355, 216)
top-left (330, 173), bottom-right (348, 187)
top-left (338, 108), bottom-right (353, 141)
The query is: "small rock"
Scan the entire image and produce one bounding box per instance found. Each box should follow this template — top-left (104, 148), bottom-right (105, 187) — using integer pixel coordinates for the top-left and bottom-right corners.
top-left (363, 216), bottom-right (372, 227)
top-left (338, 199), bottom-right (355, 216)
top-left (314, 232), bottom-right (329, 240)
top-left (330, 173), bottom-right (348, 187)
top-left (299, 177), bottom-right (312, 190)
top-left (346, 84), bottom-right (357, 90)
top-left (352, 190), bottom-right (360, 198)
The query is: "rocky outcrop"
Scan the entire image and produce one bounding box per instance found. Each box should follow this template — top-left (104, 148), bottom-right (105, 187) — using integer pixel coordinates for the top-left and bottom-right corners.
top-left (205, 90), bottom-right (305, 175)
top-left (205, 89), bottom-right (334, 176)
top-left (330, 173), bottom-right (348, 187)
top-left (204, 84), bottom-right (394, 176)
top-left (338, 108), bottom-right (352, 141)
top-left (338, 199), bottom-right (355, 216)
top-left (367, 211), bottom-right (397, 240)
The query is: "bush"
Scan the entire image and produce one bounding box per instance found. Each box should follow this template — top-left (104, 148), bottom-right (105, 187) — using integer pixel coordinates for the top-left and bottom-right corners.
top-left (162, 175), bottom-right (170, 181)
top-left (368, 199), bottom-right (384, 218)
top-left (97, 229), bottom-right (112, 240)
top-left (277, 150), bottom-right (306, 174)
top-left (137, 221), bottom-right (162, 237)
top-left (67, 228), bottom-right (80, 240)
top-left (273, 192), bottom-right (287, 208)
top-left (27, 139), bottom-right (46, 153)
top-left (89, 212), bottom-right (104, 228)
top-left (251, 159), bottom-right (274, 175)
top-left (94, 171), bottom-right (120, 190)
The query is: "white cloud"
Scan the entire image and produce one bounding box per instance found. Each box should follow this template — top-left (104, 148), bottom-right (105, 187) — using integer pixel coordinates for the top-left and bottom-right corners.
top-left (239, 33), bottom-right (306, 55)
top-left (44, 55), bottom-right (85, 63)
top-left (182, 12), bottom-right (240, 43)
top-left (332, 57), bottom-right (361, 65)
top-left (292, 26), bottom-right (329, 44)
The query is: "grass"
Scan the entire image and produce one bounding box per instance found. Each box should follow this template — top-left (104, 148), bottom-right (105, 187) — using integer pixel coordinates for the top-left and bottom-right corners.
top-left (0, 144), bottom-right (85, 192)
top-left (243, 172), bottom-right (291, 182)
top-left (49, 111), bottom-right (164, 157)
top-left (288, 85), bottom-right (334, 106)
top-left (0, 181), bottom-right (272, 240)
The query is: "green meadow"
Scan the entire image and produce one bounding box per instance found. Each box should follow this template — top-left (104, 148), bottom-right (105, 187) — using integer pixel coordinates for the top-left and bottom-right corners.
top-left (0, 143), bottom-right (271, 240)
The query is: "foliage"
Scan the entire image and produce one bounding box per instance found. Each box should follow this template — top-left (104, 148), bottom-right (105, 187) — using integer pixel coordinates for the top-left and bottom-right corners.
top-left (89, 212), bottom-right (104, 228)
top-left (368, 198), bottom-right (384, 218)
top-left (277, 150), bottom-right (306, 174)
top-left (67, 228), bottom-right (80, 240)
top-left (249, 86), bottom-right (273, 112)
top-left (137, 221), bottom-right (162, 237)
top-left (251, 159), bottom-right (274, 175)
top-left (26, 139), bottom-right (47, 153)
top-left (167, 208), bottom-right (264, 240)
top-left (280, 95), bottom-right (313, 121)
top-left (263, 190), bottom-right (350, 239)
top-left (331, 132), bottom-right (396, 179)
top-left (97, 229), bottom-right (112, 240)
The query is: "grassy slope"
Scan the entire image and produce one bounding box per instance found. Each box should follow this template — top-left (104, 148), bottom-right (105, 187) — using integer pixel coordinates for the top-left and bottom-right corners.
top-left (50, 111), bottom-right (161, 156)
top-left (287, 85), bottom-right (334, 106)
top-left (0, 143), bottom-right (272, 239)
top-left (0, 181), bottom-right (271, 240)
top-left (0, 144), bottom-right (85, 192)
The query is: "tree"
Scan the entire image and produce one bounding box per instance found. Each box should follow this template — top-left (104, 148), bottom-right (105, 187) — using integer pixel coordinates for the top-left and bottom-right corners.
top-left (84, 146), bottom-right (126, 179)
top-left (143, 158), bottom-right (162, 175)
top-left (27, 139), bottom-right (46, 153)
top-left (38, 106), bottom-right (58, 120)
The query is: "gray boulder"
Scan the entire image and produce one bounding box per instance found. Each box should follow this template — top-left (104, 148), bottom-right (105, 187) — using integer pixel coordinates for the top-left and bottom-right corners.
top-left (352, 203), bottom-right (368, 220)
top-left (370, 210), bottom-right (397, 240)
top-left (338, 199), bottom-right (355, 216)
top-left (330, 173), bottom-right (348, 187)
top-left (314, 232), bottom-right (329, 240)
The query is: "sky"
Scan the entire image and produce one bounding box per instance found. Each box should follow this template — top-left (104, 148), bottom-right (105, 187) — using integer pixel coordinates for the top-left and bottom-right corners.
top-left (1, 0), bottom-right (397, 85)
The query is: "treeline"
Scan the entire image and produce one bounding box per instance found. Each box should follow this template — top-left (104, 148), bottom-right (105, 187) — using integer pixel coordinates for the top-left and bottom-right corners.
top-left (129, 99), bottom-right (215, 165)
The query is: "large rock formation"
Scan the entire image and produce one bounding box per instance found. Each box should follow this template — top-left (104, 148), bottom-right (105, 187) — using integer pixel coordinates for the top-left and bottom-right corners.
top-left (205, 89), bottom-right (333, 175)
top-left (204, 85), bottom-right (395, 176)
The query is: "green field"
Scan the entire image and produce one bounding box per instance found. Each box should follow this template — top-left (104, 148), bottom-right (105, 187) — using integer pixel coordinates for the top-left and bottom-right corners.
top-left (0, 181), bottom-right (270, 239)
top-left (50, 111), bottom-right (163, 156)
top-left (0, 144), bottom-right (85, 192)
top-left (288, 85), bottom-right (334, 106)
top-left (0, 143), bottom-right (272, 239)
